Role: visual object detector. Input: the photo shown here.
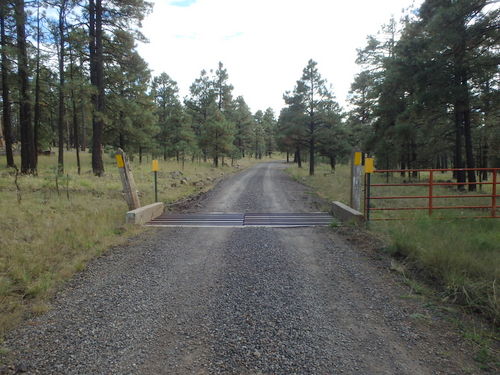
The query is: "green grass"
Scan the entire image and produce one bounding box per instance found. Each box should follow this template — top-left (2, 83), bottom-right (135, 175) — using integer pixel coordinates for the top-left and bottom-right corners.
top-left (287, 162), bottom-right (351, 205)
top-left (383, 217), bottom-right (499, 321)
top-left (286, 162), bottom-right (500, 323)
top-left (0, 150), bottom-right (271, 339)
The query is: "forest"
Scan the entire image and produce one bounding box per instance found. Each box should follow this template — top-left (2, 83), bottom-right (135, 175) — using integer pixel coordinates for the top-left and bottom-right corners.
top-left (0, 0), bottom-right (499, 184)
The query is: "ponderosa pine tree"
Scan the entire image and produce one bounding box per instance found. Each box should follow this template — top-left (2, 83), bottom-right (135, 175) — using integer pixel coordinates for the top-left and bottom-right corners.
top-left (88, 0), bottom-right (152, 176)
top-left (0, 2), bottom-right (15, 168)
top-left (14, 0), bottom-right (36, 174)
top-left (262, 108), bottom-right (277, 157)
top-left (291, 59), bottom-right (333, 175)
top-left (201, 110), bottom-right (235, 167)
top-left (230, 96), bottom-right (253, 157)
top-left (276, 96), bottom-right (308, 167)
top-left (213, 61), bottom-right (233, 113)
top-left (152, 73), bottom-right (181, 159)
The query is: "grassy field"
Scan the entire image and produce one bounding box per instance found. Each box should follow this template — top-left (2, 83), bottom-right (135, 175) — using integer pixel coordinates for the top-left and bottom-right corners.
top-left (287, 162), bottom-right (499, 323)
top-left (0, 150), bottom-right (271, 339)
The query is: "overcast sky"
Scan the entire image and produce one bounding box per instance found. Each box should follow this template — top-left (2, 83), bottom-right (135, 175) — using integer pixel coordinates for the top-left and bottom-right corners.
top-left (137, 0), bottom-right (422, 115)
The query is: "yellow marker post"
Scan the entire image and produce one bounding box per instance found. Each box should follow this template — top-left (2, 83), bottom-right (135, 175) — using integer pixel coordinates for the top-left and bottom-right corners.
top-left (152, 160), bottom-right (159, 202)
top-left (351, 151), bottom-right (363, 211)
top-left (364, 157), bottom-right (375, 221)
top-left (354, 151), bottom-right (362, 166)
top-left (365, 158), bottom-right (374, 173)
top-left (116, 154), bottom-right (125, 168)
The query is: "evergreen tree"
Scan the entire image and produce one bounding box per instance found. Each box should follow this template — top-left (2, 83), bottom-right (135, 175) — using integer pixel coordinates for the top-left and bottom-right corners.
top-left (201, 111), bottom-right (235, 167)
top-left (0, 2), bottom-right (15, 167)
top-left (14, 0), bottom-right (36, 174)
top-left (230, 96), bottom-right (253, 157)
top-left (287, 59), bottom-right (334, 175)
top-left (262, 108), bottom-right (277, 157)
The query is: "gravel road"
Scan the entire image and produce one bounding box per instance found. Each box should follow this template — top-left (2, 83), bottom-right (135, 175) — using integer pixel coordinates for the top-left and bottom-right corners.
top-left (3, 162), bottom-right (480, 374)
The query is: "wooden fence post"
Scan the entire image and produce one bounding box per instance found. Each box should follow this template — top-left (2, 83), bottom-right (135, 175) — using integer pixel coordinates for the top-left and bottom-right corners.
top-left (351, 151), bottom-right (362, 211)
top-left (116, 148), bottom-right (141, 210)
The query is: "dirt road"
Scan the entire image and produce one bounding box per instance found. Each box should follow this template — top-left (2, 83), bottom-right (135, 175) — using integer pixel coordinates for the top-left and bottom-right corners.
top-left (4, 162), bottom-right (478, 374)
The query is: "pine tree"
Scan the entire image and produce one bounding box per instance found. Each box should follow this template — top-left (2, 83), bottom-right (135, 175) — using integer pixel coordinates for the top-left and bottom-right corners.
top-left (14, 0), bottom-right (36, 174)
top-left (290, 59), bottom-right (333, 175)
top-left (230, 96), bottom-right (253, 158)
top-left (0, 2), bottom-right (15, 167)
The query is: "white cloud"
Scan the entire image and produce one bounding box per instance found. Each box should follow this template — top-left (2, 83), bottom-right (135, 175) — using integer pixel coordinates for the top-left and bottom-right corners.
top-left (138, 0), bottom-right (422, 115)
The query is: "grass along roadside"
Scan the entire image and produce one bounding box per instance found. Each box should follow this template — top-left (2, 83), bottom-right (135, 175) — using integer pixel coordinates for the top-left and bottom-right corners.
top-left (0, 150), bottom-right (272, 340)
top-left (286, 162), bottom-right (499, 323)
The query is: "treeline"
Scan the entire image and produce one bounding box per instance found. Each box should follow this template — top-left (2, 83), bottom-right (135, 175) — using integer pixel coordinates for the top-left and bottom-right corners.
top-left (155, 64), bottom-right (277, 168)
top-left (2, 0), bottom-right (498, 183)
top-left (275, 0), bottom-right (499, 183)
top-left (347, 0), bottom-right (499, 189)
top-left (0, 1), bottom-right (277, 176)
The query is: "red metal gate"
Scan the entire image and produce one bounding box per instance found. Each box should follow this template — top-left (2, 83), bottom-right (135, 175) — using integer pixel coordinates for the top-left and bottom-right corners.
top-left (364, 168), bottom-right (499, 221)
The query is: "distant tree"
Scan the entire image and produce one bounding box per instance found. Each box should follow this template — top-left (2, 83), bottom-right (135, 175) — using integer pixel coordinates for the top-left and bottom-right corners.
top-left (262, 108), bottom-right (277, 157)
top-left (201, 111), bottom-right (235, 167)
top-left (213, 61), bottom-right (233, 112)
top-left (230, 96), bottom-right (253, 157)
top-left (151, 72), bottom-right (181, 159)
top-left (288, 59), bottom-right (334, 175)
top-left (276, 100), bottom-right (307, 167)
top-left (185, 62), bottom-right (237, 165)
top-left (317, 102), bottom-right (349, 170)
top-left (185, 69), bottom-right (217, 160)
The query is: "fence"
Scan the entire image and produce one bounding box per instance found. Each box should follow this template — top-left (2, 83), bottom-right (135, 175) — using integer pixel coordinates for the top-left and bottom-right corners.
top-left (364, 168), bottom-right (499, 221)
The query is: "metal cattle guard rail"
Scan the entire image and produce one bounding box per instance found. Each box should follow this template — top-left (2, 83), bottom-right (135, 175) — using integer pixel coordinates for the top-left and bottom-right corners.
top-left (364, 168), bottom-right (499, 221)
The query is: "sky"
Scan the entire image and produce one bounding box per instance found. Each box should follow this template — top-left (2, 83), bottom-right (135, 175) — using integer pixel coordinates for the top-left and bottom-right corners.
top-left (137, 0), bottom-right (422, 115)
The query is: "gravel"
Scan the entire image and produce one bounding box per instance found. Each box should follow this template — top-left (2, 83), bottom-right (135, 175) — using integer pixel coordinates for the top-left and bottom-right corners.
top-left (2, 162), bottom-right (479, 374)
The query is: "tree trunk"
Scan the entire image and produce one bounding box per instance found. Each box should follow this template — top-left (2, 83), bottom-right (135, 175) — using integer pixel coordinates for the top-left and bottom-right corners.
top-left (15, 0), bottom-right (36, 174)
top-left (0, 4), bottom-right (15, 167)
top-left (90, 0), bottom-right (104, 176)
top-left (57, 1), bottom-right (67, 173)
top-left (118, 109), bottom-right (125, 150)
top-left (411, 140), bottom-right (417, 178)
top-left (80, 102), bottom-right (86, 151)
top-left (296, 146), bottom-right (302, 168)
top-left (481, 143), bottom-right (488, 181)
top-left (79, 57), bottom-right (86, 152)
top-left (73, 100), bottom-right (80, 175)
top-left (329, 155), bottom-right (336, 170)
top-left (215, 130), bottom-right (219, 167)
top-left (309, 131), bottom-right (315, 176)
top-left (69, 46), bottom-right (80, 174)
top-left (119, 131), bottom-right (124, 150)
top-left (461, 79), bottom-right (476, 191)
top-left (454, 107), bottom-right (466, 189)
top-left (33, 0), bottom-right (41, 163)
